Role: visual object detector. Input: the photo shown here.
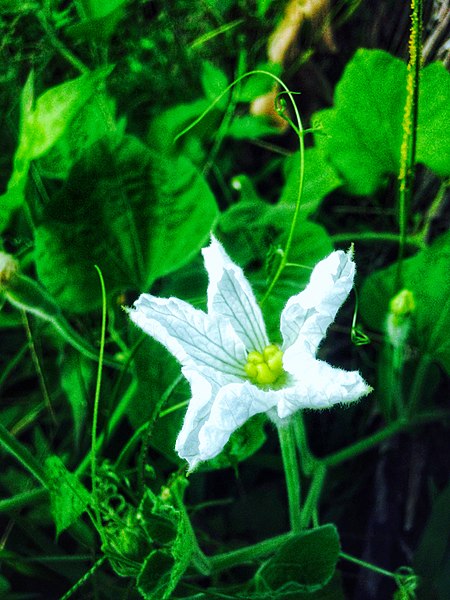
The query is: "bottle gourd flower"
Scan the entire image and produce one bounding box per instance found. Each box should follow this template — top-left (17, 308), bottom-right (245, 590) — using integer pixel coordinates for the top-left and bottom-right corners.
top-left (128, 236), bottom-right (371, 469)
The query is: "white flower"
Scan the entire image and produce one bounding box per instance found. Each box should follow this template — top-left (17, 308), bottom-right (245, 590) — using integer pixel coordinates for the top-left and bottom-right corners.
top-left (128, 236), bottom-right (371, 470)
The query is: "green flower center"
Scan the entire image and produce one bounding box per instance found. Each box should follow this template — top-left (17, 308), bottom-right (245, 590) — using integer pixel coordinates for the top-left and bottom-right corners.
top-left (244, 344), bottom-right (284, 385)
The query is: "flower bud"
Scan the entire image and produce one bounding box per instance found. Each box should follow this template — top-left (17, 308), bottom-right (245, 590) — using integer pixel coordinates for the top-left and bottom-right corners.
top-left (0, 252), bottom-right (19, 288)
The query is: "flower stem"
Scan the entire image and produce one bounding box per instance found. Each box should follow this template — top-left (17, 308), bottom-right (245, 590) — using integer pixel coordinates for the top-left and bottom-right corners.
top-left (209, 532), bottom-right (293, 573)
top-left (278, 421), bottom-right (302, 533)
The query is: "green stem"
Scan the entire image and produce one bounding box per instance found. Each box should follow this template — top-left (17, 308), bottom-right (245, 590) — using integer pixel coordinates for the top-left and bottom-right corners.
top-left (0, 488), bottom-right (47, 513)
top-left (407, 353), bottom-right (433, 418)
top-left (90, 266), bottom-right (107, 532)
top-left (278, 422), bottom-right (302, 533)
top-left (173, 69), bottom-right (305, 305)
top-left (291, 412), bottom-right (316, 475)
top-left (340, 551), bottom-right (396, 579)
top-left (171, 482), bottom-right (211, 576)
top-left (209, 532), bottom-right (293, 573)
top-left (300, 463), bottom-right (326, 529)
top-left (322, 410), bottom-right (449, 468)
top-left (331, 232), bottom-right (424, 248)
top-left (0, 423), bottom-right (48, 487)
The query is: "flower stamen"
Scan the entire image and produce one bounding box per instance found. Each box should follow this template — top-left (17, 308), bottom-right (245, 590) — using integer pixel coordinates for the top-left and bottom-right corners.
top-left (244, 344), bottom-right (284, 385)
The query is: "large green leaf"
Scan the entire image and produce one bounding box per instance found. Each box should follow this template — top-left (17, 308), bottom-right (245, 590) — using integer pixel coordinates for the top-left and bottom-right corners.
top-left (35, 134), bottom-right (218, 312)
top-left (313, 49), bottom-right (450, 195)
top-left (360, 231), bottom-right (450, 374)
top-left (255, 525), bottom-right (340, 592)
top-left (1, 68), bottom-right (111, 230)
top-left (280, 147), bottom-right (342, 217)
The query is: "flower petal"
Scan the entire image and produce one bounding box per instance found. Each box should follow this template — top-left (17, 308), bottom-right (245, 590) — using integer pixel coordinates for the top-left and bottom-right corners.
top-left (277, 355), bottom-right (371, 418)
top-left (129, 293), bottom-right (247, 378)
top-left (202, 236), bottom-right (268, 352)
top-left (175, 367), bottom-right (222, 470)
top-left (197, 381), bottom-right (278, 463)
top-left (280, 250), bottom-right (355, 356)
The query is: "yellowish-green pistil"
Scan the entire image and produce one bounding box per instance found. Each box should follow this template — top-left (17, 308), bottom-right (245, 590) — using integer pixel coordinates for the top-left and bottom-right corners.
top-left (244, 344), bottom-right (284, 385)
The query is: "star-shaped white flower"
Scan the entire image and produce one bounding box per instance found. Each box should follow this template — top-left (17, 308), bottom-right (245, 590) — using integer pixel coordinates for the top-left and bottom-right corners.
top-left (128, 236), bottom-right (371, 470)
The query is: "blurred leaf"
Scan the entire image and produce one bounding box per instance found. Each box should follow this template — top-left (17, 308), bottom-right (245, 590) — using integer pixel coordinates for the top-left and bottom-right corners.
top-left (22, 67), bottom-right (113, 161)
top-left (414, 481), bottom-right (450, 600)
top-left (360, 231), bottom-right (450, 374)
top-left (137, 550), bottom-right (175, 599)
top-left (38, 94), bottom-right (118, 179)
top-left (60, 350), bottom-right (93, 448)
top-left (238, 64), bottom-right (282, 103)
top-left (280, 147), bottom-right (342, 217)
top-left (255, 524), bottom-right (340, 592)
top-left (0, 575), bottom-right (10, 594)
top-left (67, 0), bottom-right (129, 40)
top-left (0, 67), bottom-right (112, 231)
top-left (83, 0), bottom-right (129, 19)
top-left (313, 49), bottom-right (450, 195)
top-left (227, 115), bottom-right (282, 139)
top-left (200, 60), bottom-right (229, 110)
top-left (257, 0), bottom-right (275, 18)
top-left (44, 456), bottom-right (90, 536)
top-left (35, 134), bottom-right (217, 312)
top-left (148, 99), bottom-right (211, 154)
top-left (3, 273), bottom-right (114, 365)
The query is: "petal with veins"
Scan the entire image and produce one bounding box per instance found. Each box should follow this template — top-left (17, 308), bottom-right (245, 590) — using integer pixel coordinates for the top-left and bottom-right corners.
top-left (175, 367), bottom-right (221, 469)
top-left (280, 250), bottom-right (355, 356)
top-left (277, 354), bottom-right (371, 419)
top-left (197, 381), bottom-right (278, 463)
top-left (203, 236), bottom-right (268, 352)
top-left (129, 294), bottom-right (247, 378)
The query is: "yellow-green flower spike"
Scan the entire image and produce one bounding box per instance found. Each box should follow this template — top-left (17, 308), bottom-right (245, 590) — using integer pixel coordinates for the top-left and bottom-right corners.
top-left (244, 344), bottom-right (284, 385)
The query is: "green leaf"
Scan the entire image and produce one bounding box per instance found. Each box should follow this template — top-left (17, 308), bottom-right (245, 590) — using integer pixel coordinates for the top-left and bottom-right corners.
top-left (67, 0), bottom-right (129, 41)
top-left (415, 61), bottom-right (450, 177)
top-left (313, 49), bottom-right (450, 195)
top-left (137, 487), bottom-right (193, 599)
top-left (23, 67), bottom-right (113, 161)
top-left (255, 524), bottom-right (340, 592)
top-left (227, 115), bottom-right (282, 139)
top-left (200, 61), bottom-right (229, 109)
top-left (34, 134), bottom-right (218, 312)
top-left (44, 456), bottom-right (90, 536)
top-left (360, 231), bottom-right (450, 374)
top-left (414, 480), bottom-right (450, 592)
top-left (280, 147), bottom-right (342, 217)
top-left (60, 350), bottom-right (93, 447)
top-left (38, 94), bottom-right (118, 180)
top-left (0, 575), bottom-right (10, 595)
top-left (79, 0), bottom-right (128, 20)
top-left (0, 67), bottom-right (112, 231)
top-left (257, 0), bottom-right (275, 18)
top-left (137, 550), bottom-right (175, 599)
top-left (148, 99), bottom-right (212, 154)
